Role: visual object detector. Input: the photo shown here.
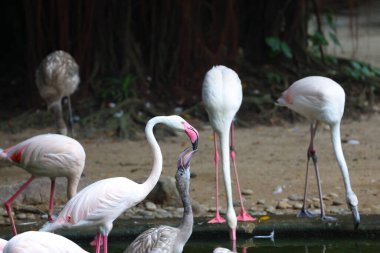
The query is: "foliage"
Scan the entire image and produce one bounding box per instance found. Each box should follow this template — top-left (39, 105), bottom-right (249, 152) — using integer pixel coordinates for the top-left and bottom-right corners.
top-left (346, 61), bottom-right (380, 81)
top-left (265, 37), bottom-right (293, 59)
top-left (101, 74), bottom-right (136, 102)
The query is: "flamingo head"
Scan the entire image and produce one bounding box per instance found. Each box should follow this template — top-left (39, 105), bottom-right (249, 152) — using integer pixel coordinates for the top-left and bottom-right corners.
top-left (347, 193), bottom-right (360, 229)
top-left (176, 147), bottom-right (197, 188)
top-left (164, 115), bottom-right (199, 150)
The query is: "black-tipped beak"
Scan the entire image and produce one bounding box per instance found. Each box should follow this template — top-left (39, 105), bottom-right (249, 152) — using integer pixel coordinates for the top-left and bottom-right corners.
top-left (178, 147), bottom-right (197, 169)
top-left (192, 136), bottom-right (198, 151)
top-left (351, 205), bottom-right (360, 230)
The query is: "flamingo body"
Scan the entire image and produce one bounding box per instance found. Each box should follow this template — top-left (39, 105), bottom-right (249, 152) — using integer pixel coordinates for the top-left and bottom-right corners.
top-left (40, 115), bottom-right (199, 253)
top-left (124, 149), bottom-right (196, 253)
top-left (36, 50), bottom-right (80, 135)
top-left (0, 238), bottom-right (7, 253)
top-left (2, 231), bottom-right (88, 253)
top-left (202, 65), bottom-right (254, 241)
top-left (1, 133), bottom-right (86, 235)
top-left (277, 76), bottom-right (360, 227)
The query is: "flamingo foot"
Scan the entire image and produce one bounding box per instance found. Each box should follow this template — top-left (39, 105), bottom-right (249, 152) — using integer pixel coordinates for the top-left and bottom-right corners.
top-left (297, 208), bottom-right (319, 218)
top-left (208, 213), bottom-right (226, 224)
top-left (321, 215), bottom-right (337, 222)
top-left (237, 210), bottom-right (256, 222)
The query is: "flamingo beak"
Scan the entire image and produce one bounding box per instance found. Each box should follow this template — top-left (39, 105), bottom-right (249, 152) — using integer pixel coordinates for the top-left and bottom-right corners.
top-left (350, 205), bottom-right (360, 230)
top-left (183, 122), bottom-right (199, 150)
top-left (178, 147), bottom-right (198, 169)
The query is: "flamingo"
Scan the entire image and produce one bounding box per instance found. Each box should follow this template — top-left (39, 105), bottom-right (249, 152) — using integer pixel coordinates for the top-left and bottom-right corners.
top-left (277, 76), bottom-right (360, 228)
top-left (1, 133), bottom-right (86, 235)
top-left (36, 50), bottom-right (80, 136)
top-left (40, 115), bottom-right (199, 253)
top-left (0, 238), bottom-right (7, 253)
top-left (2, 231), bottom-right (88, 253)
top-left (124, 147), bottom-right (197, 253)
top-left (202, 65), bottom-right (255, 241)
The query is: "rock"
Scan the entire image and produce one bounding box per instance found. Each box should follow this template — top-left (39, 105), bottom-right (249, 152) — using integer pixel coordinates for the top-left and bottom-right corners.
top-left (293, 202), bottom-right (303, 209)
top-left (13, 204), bottom-right (44, 214)
top-left (277, 200), bottom-right (292, 209)
top-left (257, 199), bottom-right (266, 205)
top-left (242, 189), bottom-right (253, 196)
top-left (288, 194), bottom-right (303, 201)
top-left (332, 200), bottom-right (344, 206)
top-left (145, 201), bottom-right (157, 211)
top-left (155, 208), bottom-right (172, 218)
top-left (146, 176), bottom-right (181, 207)
top-left (265, 205), bottom-right (276, 214)
top-left (16, 213), bottom-right (27, 220)
top-left (328, 192), bottom-right (339, 198)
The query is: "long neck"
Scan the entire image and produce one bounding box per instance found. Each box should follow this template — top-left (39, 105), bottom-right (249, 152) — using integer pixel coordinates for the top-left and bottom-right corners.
top-left (177, 179), bottom-right (193, 246)
top-left (141, 117), bottom-right (163, 196)
top-left (218, 129), bottom-right (236, 229)
top-left (330, 123), bottom-right (354, 195)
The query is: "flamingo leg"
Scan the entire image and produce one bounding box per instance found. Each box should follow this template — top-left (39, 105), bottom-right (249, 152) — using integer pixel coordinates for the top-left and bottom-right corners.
top-left (95, 233), bottom-right (102, 253)
top-left (208, 131), bottom-right (226, 224)
top-left (103, 235), bottom-right (108, 253)
top-left (230, 122), bottom-right (255, 222)
top-left (298, 122), bottom-right (319, 218)
top-left (4, 176), bottom-right (35, 235)
top-left (48, 179), bottom-right (56, 221)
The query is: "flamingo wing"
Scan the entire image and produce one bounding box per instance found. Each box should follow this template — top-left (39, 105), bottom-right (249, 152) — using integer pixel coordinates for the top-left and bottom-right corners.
top-left (41, 177), bottom-right (142, 231)
top-left (124, 226), bottom-right (179, 253)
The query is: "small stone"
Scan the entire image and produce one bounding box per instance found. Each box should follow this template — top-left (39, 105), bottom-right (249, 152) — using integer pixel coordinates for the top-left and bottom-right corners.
top-left (155, 208), bottom-right (172, 219)
top-left (288, 194), bottom-right (303, 201)
top-left (145, 201), bottom-right (157, 211)
top-left (328, 192), bottom-right (339, 198)
top-left (277, 200), bottom-right (292, 209)
top-left (242, 189), bottom-right (253, 196)
top-left (257, 199), bottom-right (266, 205)
top-left (293, 202), bottom-right (303, 209)
top-left (16, 213), bottom-right (27, 220)
top-left (265, 206), bottom-right (276, 214)
top-left (332, 200), bottom-right (344, 206)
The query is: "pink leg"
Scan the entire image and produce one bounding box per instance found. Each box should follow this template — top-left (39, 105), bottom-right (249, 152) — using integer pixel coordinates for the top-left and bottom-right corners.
top-left (95, 233), bottom-right (101, 253)
top-left (208, 132), bottom-right (226, 224)
top-left (103, 235), bottom-right (108, 253)
top-left (230, 122), bottom-right (255, 222)
top-left (48, 179), bottom-right (55, 221)
top-left (4, 176), bottom-right (35, 235)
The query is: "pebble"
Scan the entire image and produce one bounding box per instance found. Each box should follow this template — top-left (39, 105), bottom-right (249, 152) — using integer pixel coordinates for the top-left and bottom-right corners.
top-left (256, 199), bottom-right (266, 205)
top-left (332, 200), bottom-right (344, 206)
top-left (288, 194), bottom-right (303, 201)
top-left (277, 200), bottom-right (292, 209)
top-left (145, 201), bottom-right (157, 211)
top-left (242, 189), bottom-right (253, 196)
top-left (293, 202), bottom-right (303, 209)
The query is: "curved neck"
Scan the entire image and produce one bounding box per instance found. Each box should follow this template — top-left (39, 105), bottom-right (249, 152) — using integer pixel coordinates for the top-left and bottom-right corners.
top-left (141, 117), bottom-right (164, 196)
top-left (177, 178), bottom-right (193, 246)
top-left (330, 123), bottom-right (353, 195)
top-left (218, 129), bottom-right (236, 229)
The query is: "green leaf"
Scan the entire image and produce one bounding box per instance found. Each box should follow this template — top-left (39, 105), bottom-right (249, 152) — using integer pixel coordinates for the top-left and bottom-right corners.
top-left (265, 37), bottom-right (281, 52)
top-left (280, 42), bottom-right (293, 59)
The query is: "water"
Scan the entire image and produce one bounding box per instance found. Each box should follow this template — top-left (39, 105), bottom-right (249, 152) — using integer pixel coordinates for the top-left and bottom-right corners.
top-left (75, 237), bottom-right (380, 253)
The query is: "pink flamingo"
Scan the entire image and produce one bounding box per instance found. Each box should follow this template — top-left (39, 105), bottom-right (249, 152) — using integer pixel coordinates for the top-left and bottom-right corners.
top-left (2, 231), bottom-right (88, 253)
top-left (0, 238), bottom-right (7, 253)
top-left (202, 65), bottom-right (255, 241)
top-left (124, 148), bottom-right (197, 253)
top-left (1, 133), bottom-right (86, 235)
top-left (40, 115), bottom-right (199, 253)
top-left (36, 50), bottom-right (80, 136)
top-left (277, 76), bottom-right (360, 227)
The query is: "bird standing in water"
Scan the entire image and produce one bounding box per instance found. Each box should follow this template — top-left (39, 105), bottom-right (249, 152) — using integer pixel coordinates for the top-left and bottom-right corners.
top-left (277, 76), bottom-right (360, 228)
top-left (202, 65), bottom-right (255, 241)
top-left (124, 148), bottom-right (197, 253)
top-left (1, 133), bottom-right (86, 235)
top-left (40, 115), bottom-right (199, 253)
top-left (36, 50), bottom-right (80, 136)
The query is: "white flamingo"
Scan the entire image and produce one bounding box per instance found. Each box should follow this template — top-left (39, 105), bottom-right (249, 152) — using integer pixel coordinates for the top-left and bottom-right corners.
top-left (2, 231), bottom-right (88, 253)
top-left (36, 50), bottom-right (80, 136)
top-left (0, 238), bottom-right (7, 253)
top-left (124, 148), bottom-right (197, 253)
top-left (1, 134), bottom-right (86, 235)
top-left (277, 76), bottom-right (360, 227)
top-left (40, 115), bottom-right (199, 253)
top-left (202, 65), bottom-right (254, 241)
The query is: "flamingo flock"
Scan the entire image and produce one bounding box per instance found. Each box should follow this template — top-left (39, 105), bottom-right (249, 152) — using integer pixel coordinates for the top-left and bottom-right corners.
top-left (1, 58), bottom-right (361, 252)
